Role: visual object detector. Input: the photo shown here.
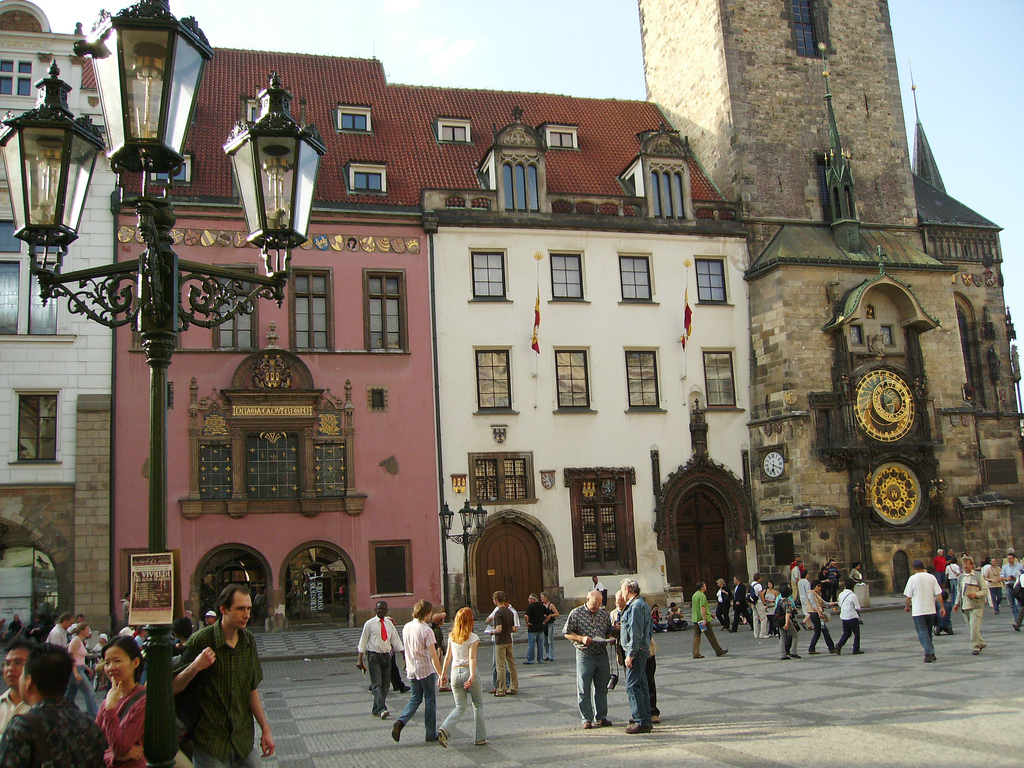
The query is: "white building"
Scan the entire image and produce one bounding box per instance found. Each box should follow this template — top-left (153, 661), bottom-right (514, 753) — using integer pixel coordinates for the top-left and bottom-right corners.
top-left (0, 0), bottom-right (114, 627)
top-left (426, 111), bottom-right (752, 610)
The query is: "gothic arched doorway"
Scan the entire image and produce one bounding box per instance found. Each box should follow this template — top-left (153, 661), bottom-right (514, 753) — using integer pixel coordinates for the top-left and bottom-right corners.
top-left (0, 522), bottom-right (60, 629)
top-left (655, 454), bottom-right (750, 591)
top-left (194, 545), bottom-right (270, 619)
top-left (674, 487), bottom-right (730, 591)
top-left (475, 521), bottom-right (543, 612)
top-left (282, 543), bottom-right (351, 623)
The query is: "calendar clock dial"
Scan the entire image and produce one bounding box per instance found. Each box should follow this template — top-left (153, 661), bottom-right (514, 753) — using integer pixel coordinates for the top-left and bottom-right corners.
top-left (854, 370), bottom-right (915, 442)
top-left (869, 462), bottom-right (923, 526)
top-left (761, 450), bottom-right (785, 480)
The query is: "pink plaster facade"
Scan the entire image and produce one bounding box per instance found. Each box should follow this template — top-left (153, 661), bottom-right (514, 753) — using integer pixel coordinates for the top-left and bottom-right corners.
top-left (111, 210), bottom-right (439, 626)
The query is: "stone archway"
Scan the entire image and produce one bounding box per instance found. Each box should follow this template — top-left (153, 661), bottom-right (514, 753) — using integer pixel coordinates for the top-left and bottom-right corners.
top-left (192, 544), bottom-right (272, 620)
top-left (280, 541), bottom-right (355, 625)
top-left (0, 519), bottom-right (63, 626)
top-left (0, 506), bottom-right (73, 620)
top-left (656, 454), bottom-right (750, 589)
top-left (468, 509), bottom-right (559, 611)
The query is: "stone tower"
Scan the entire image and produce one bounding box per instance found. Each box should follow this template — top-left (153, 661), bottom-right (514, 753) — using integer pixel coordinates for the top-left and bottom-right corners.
top-left (638, 0), bottom-right (1024, 591)
top-left (638, 0), bottom-right (917, 234)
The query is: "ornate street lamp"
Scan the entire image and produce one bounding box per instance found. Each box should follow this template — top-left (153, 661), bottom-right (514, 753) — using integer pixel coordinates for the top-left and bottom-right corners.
top-left (74, 0), bottom-right (212, 174)
top-left (3, 5), bottom-right (324, 768)
top-left (440, 500), bottom-right (489, 609)
top-left (0, 63), bottom-right (104, 273)
top-left (224, 72), bottom-right (326, 277)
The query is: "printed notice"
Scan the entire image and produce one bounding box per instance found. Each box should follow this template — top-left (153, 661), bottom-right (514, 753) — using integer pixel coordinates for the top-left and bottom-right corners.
top-left (129, 552), bottom-right (176, 625)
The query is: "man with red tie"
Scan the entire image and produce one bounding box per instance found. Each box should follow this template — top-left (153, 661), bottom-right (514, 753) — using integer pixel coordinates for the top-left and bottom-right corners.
top-left (357, 601), bottom-right (404, 719)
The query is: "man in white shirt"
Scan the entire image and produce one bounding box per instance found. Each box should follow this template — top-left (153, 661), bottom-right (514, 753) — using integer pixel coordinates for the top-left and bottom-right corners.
top-left (391, 600), bottom-right (442, 744)
top-left (0, 640), bottom-right (31, 732)
top-left (1000, 549), bottom-right (1024, 616)
top-left (592, 576), bottom-right (608, 607)
top-left (356, 601), bottom-right (404, 720)
top-left (904, 559), bottom-right (944, 662)
top-left (45, 612), bottom-right (73, 648)
top-left (797, 575), bottom-right (813, 626)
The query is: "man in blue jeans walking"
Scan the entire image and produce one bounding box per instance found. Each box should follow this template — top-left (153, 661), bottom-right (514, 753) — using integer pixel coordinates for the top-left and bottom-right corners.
top-left (903, 559), bottom-right (944, 663)
top-left (391, 599), bottom-right (443, 744)
top-left (618, 578), bottom-right (653, 733)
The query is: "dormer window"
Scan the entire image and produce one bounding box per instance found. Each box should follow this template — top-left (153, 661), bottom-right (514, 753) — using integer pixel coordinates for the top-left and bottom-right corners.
top-left (149, 153), bottom-right (192, 184)
top-left (337, 106), bottom-right (372, 133)
top-left (487, 109), bottom-right (546, 213)
top-left (245, 98), bottom-right (260, 122)
top-left (545, 125), bottom-right (578, 149)
top-left (348, 163), bottom-right (386, 194)
top-left (437, 118), bottom-right (471, 143)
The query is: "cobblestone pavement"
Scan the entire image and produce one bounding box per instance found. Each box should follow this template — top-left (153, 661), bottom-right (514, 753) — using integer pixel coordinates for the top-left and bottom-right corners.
top-left (251, 605), bottom-right (1023, 768)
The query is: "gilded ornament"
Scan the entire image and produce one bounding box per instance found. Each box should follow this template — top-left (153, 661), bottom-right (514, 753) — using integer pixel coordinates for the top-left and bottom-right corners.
top-left (854, 370), bottom-right (915, 442)
top-left (202, 413), bottom-right (229, 436)
top-left (869, 463), bottom-right (922, 525)
top-left (318, 413), bottom-right (341, 436)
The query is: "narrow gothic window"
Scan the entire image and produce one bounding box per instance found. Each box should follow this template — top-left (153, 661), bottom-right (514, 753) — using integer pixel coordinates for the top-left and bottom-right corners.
top-left (502, 162), bottom-right (539, 211)
top-left (791, 0), bottom-right (818, 57)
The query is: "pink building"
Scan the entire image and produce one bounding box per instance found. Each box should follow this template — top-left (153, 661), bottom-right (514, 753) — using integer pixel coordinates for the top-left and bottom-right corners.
top-left (111, 51), bottom-right (439, 626)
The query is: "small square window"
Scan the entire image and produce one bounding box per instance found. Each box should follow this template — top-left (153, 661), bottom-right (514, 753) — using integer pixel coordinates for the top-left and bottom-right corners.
top-left (850, 325), bottom-right (863, 345)
top-left (337, 106), bottom-right (372, 133)
top-left (550, 253), bottom-right (583, 299)
top-left (438, 119), bottom-right (471, 143)
top-left (368, 387), bottom-right (388, 411)
top-left (349, 164), bottom-right (386, 194)
top-left (703, 351), bottom-right (736, 407)
top-left (545, 125), bottom-right (578, 149)
top-left (695, 259), bottom-right (726, 303)
top-left (556, 350), bottom-right (590, 409)
top-left (371, 541), bottom-right (411, 595)
top-left (619, 256), bottom-right (651, 301)
top-left (881, 325), bottom-right (894, 346)
top-left (470, 452), bottom-right (534, 502)
top-left (472, 252), bottom-right (506, 299)
top-left (150, 154), bottom-right (191, 184)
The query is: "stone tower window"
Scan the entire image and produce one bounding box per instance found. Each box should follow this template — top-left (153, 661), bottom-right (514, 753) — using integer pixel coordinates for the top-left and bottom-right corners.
top-left (790, 0), bottom-right (819, 57)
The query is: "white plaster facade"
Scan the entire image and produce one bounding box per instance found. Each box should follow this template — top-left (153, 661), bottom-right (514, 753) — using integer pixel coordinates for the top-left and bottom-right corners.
top-left (0, 0), bottom-right (113, 487)
top-left (433, 225), bottom-right (751, 606)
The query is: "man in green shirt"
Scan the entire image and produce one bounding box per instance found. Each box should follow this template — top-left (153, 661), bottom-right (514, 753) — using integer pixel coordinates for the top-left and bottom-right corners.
top-left (175, 584), bottom-right (274, 767)
top-left (691, 582), bottom-right (728, 659)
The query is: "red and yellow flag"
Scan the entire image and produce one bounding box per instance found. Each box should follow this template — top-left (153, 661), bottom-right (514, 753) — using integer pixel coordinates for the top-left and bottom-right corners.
top-left (531, 289), bottom-right (541, 353)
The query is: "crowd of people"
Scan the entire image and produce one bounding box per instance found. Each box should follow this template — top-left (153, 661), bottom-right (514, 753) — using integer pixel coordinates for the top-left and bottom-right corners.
top-left (0, 583), bottom-right (273, 768)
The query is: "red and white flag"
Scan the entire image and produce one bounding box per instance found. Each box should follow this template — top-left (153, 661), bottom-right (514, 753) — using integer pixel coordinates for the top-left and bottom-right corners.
top-left (531, 289), bottom-right (541, 354)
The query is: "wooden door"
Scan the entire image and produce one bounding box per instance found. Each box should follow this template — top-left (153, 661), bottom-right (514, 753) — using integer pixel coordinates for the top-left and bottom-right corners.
top-left (475, 522), bottom-right (543, 613)
top-left (892, 550), bottom-right (910, 592)
top-left (675, 487), bottom-right (729, 592)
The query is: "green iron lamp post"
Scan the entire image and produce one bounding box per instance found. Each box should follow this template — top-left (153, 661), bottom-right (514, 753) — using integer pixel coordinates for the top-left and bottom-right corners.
top-left (0, 3), bottom-right (325, 766)
top-left (440, 500), bottom-right (488, 609)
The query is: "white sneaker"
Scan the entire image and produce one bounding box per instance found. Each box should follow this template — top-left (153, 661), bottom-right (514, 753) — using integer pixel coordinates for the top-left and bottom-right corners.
top-left (380, 711), bottom-right (390, 720)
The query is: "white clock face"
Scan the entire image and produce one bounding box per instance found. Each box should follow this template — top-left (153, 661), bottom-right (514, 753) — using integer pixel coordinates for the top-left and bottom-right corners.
top-left (762, 451), bottom-right (785, 479)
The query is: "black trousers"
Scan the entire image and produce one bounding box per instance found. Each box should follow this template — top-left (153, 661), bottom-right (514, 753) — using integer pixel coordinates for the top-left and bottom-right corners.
top-left (715, 601), bottom-right (730, 628)
top-left (836, 617), bottom-right (860, 652)
top-left (645, 653), bottom-right (658, 716)
top-left (731, 604), bottom-right (752, 631)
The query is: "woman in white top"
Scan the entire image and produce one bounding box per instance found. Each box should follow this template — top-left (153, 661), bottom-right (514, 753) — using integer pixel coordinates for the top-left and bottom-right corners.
top-left (437, 606), bottom-right (486, 747)
top-left (834, 578), bottom-right (863, 654)
top-left (944, 556), bottom-right (962, 605)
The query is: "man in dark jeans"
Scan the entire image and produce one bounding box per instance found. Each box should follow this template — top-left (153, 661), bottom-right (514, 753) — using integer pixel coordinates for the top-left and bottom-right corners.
top-left (524, 594), bottom-right (547, 664)
top-left (730, 576), bottom-right (752, 632)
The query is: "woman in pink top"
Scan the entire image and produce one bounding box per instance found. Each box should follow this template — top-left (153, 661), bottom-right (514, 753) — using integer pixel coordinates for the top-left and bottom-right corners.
top-left (66, 621), bottom-right (98, 717)
top-left (96, 636), bottom-right (146, 768)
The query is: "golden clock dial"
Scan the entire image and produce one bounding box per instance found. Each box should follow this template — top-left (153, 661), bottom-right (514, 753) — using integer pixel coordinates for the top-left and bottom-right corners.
top-left (854, 370), bottom-right (915, 442)
top-left (869, 462), bottom-right (922, 525)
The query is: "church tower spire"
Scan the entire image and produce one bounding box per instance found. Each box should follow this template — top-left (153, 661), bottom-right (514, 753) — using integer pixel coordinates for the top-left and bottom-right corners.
top-left (910, 73), bottom-right (946, 193)
top-left (821, 45), bottom-right (860, 251)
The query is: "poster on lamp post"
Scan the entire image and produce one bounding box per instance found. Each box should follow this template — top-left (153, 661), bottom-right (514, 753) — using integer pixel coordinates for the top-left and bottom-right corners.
top-left (129, 551), bottom-right (181, 625)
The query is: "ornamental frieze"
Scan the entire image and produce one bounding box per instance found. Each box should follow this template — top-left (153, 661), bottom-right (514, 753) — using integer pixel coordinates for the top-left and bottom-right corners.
top-left (117, 226), bottom-right (420, 254)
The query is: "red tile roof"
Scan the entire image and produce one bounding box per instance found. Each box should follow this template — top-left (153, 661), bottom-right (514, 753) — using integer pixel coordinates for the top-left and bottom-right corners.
top-left (181, 48), bottom-right (722, 207)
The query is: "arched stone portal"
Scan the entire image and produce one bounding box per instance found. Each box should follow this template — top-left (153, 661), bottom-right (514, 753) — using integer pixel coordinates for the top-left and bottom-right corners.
top-left (0, 520), bottom-right (61, 626)
top-left (281, 542), bottom-right (354, 624)
top-left (192, 544), bottom-right (271, 619)
top-left (656, 454), bottom-right (750, 591)
top-left (469, 509), bottom-right (558, 612)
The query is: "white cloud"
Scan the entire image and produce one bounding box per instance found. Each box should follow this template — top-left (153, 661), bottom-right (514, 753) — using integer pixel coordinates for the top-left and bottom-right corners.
top-left (383, 0), bottom-right (422, 13)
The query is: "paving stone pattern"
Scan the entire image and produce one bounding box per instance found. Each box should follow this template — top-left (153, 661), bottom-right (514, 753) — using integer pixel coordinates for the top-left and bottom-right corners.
top-left (250, 605), bottom-right (1023, 767)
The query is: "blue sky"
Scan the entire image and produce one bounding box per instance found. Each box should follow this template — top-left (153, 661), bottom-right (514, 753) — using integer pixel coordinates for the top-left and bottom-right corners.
top-left (42, 0), bottom-right (1022, 320)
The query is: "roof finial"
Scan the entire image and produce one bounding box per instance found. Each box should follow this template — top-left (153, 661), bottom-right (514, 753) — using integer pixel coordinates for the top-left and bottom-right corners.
top-left (511, 105), bottom-right (524, 122)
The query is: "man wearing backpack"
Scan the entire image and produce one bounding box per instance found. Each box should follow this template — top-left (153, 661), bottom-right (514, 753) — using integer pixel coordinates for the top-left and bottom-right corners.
top-left (0, 643), bottom-right (106, 767)
top-left (749, 574), bottom-right (769, 638)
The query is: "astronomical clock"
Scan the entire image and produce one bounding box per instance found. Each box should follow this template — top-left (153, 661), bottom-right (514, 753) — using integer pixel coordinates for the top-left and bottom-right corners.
top-left (853, 368), bottom-right (924, 526)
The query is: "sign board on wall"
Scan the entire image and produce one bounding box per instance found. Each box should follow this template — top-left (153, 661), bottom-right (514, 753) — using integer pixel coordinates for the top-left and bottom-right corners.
top-left (129, 551), bottom-right (182, 625)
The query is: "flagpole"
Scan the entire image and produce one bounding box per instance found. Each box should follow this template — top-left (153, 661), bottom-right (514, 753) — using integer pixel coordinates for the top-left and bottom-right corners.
top-left (532, 252), bottom-right (542, 402)
top-left (682, 258), bottom-right (692, 387)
